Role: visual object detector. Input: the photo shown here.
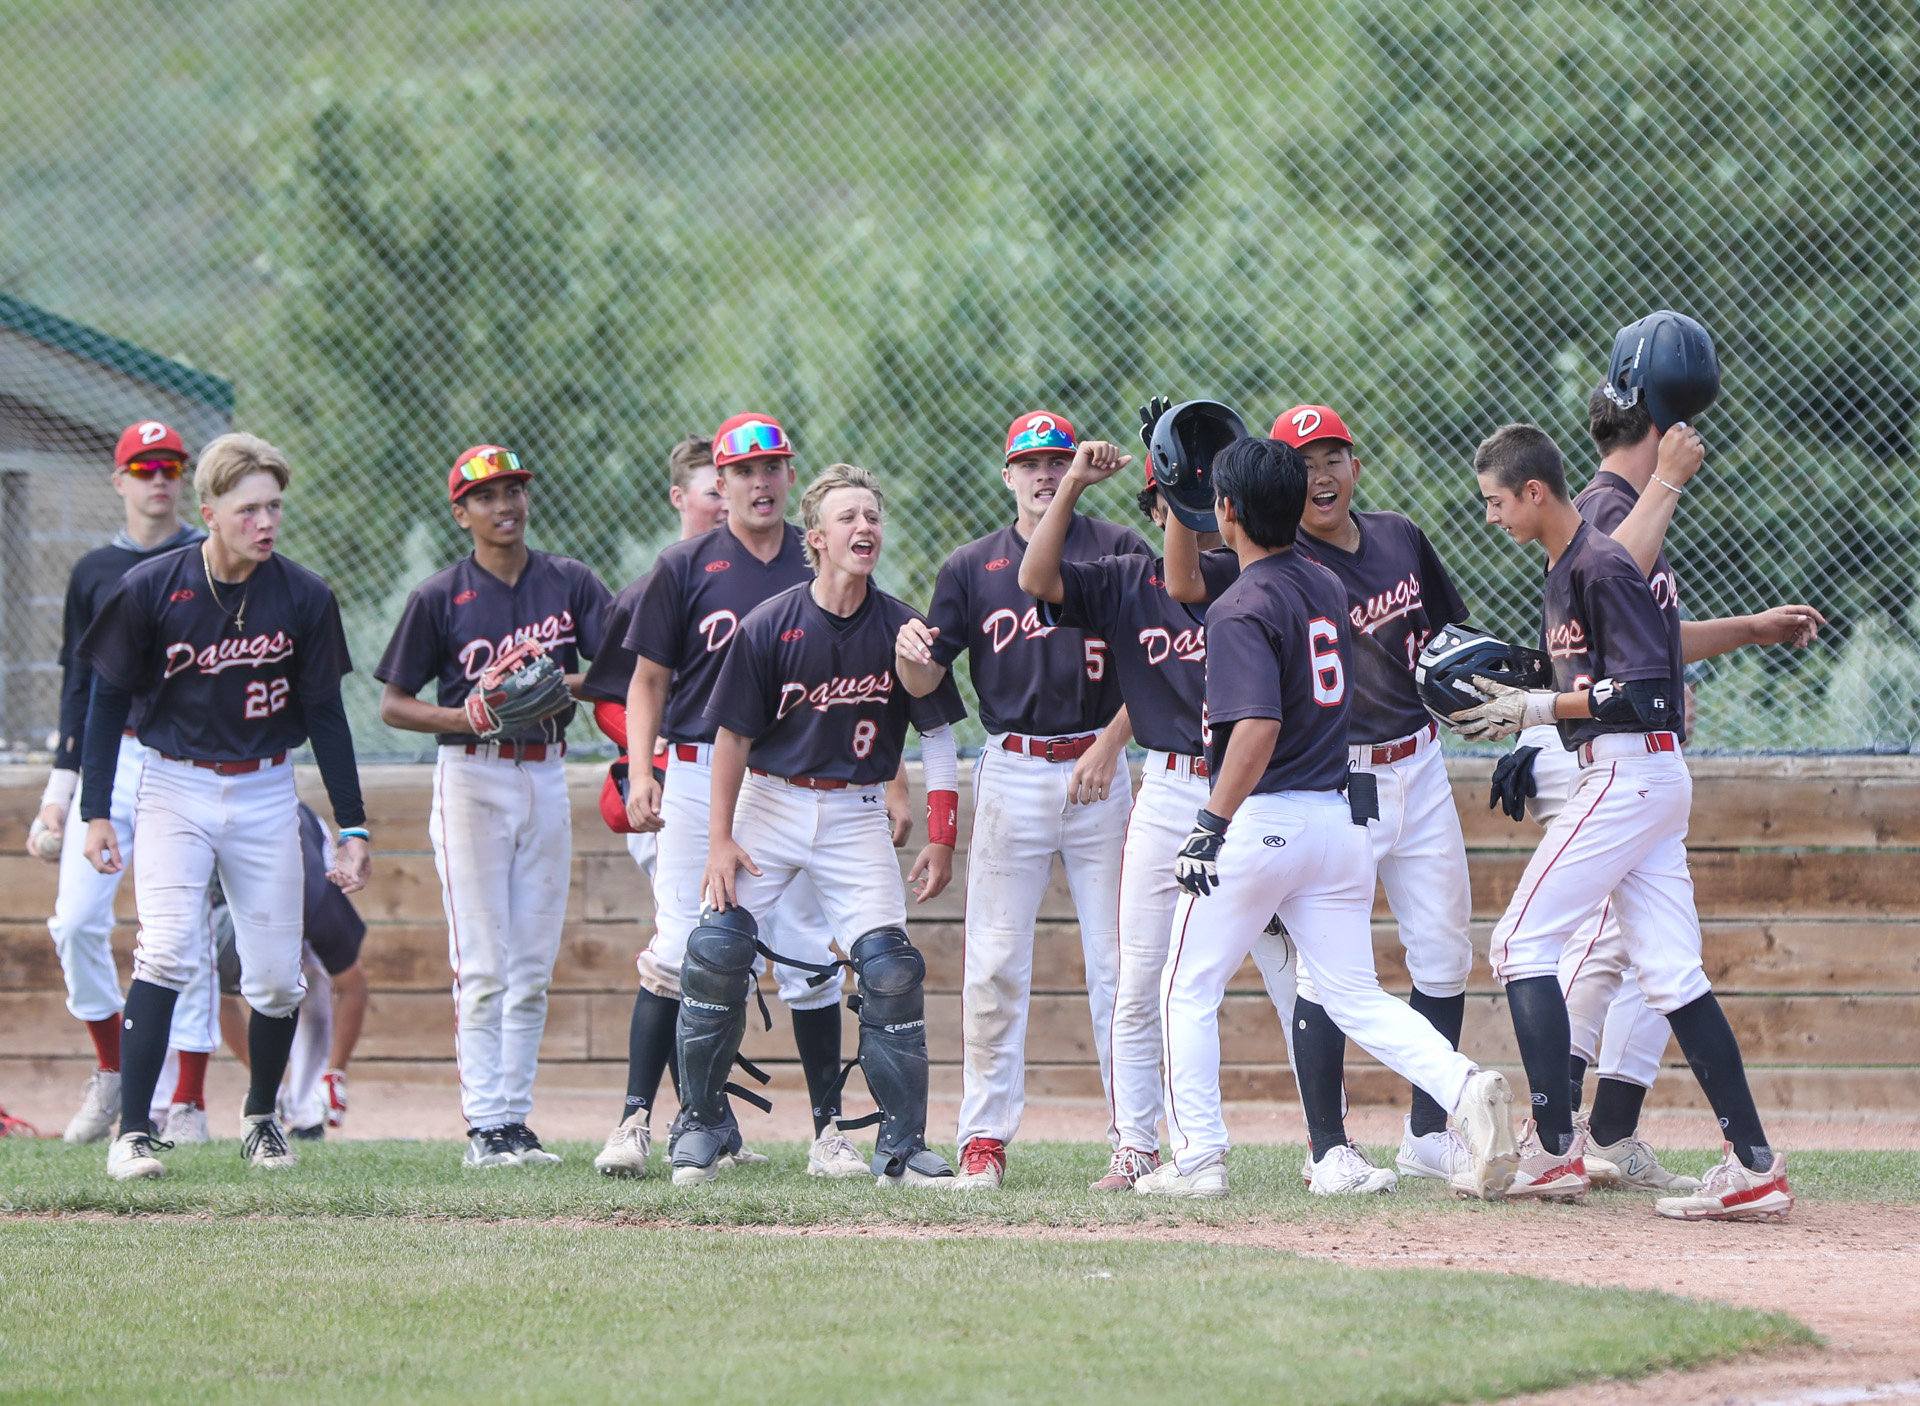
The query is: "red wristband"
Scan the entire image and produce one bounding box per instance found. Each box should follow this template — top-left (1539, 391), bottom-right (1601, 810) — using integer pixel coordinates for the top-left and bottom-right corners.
top-left (927, 789), bottom-right (958, 847)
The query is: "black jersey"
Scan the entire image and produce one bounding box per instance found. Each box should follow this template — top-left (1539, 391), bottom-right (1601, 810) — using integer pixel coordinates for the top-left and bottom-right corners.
top-left (624, 523), bottom-right (812, 745)
top-left (706, 582), bottom-right (967, 784)
top-left (1203, 549), bottom-right (1355, 795)
top-left (1042, 550), bottom-right (1241, 757)
top-left (53, 524), bottom-right (206, 770)
top-left (1541, 521), bottom-right (1680, 750)
top-left (925, 514), bottom-right (1151, 737)
top-left (297, 803), bottom-right (367, 975)
top-left (1575, 471), bottom-right (1686, 737)
top-left (579, 570), bottom-right (650, 705)
top-left (78, 547), bottom-right (353, 762)
top-left (1295, 511), bottom-right (1469, 744)
top-left (375, 550), bottom-right (612, 747)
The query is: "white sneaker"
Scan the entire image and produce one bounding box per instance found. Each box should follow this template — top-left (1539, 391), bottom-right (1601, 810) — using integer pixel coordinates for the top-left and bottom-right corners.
top-left (64, 1068), bottom-right (120, 1144)
top-left (1308, 1142), bottom-right (1398, 1196)
top-left (1657, 1145), bottom-right (1793, 1222)
top-left (594, 1114), bottom-right (652, 1178)
top-left (1586, 1131), bottom-right (1702, 1193)
top-left (241, 1114), bottom-right (298, 1170)
top-left (1505, 1120), bottom-right (1591, 1202)
top-left (720, 1146), bottom-right (770, 1170)
top-left (106, 1130), bottom-right (169, 1180)
top-left (807, 1130), bottom-right (870, 1179)
top-left (463, 1126), bottom-right (520, 1169)
top-left (949, 1137), bottom-right (1006, 1190)
top-left (502, 1124), bottom-right (562, 1167)
top-left (1396, 1116), bottom-right (1470, 1181)
top-left (162, 1103), bottom-right (210, 1145)
top-left (1448, 1069), bottom-right (1520, 1201)
top-left (1134, 1157), bottom-right (1229, 1199)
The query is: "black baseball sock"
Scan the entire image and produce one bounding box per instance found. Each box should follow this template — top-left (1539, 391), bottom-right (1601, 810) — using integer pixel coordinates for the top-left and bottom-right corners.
top-left (1568, 1054), bottom-right (1589, 1113)
top-left (1290, 1000), bottom-right (1350, 1160)
top-left (1587, 1077), bottom-right (1647, 1149)
top-left (623, 988), bottom-right (680, 1123)
top-left (244, 1008), bottom-right (300, 1118)
top-left (118, 979), bottom-right (178, 1138)
top-left (1504, 976), bottom-right (1575, 1155)
top-left (1406, 989), bottom-right (1466, 1137)
top-left (790, 1003), bottom-right (844, 1136)
top-left (1665, 993), bottom-right (1773, 1171)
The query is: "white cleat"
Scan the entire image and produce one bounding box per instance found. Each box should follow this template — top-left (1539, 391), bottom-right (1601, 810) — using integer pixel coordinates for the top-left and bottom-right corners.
top-left (1505, 1120), bottom-right (1591, 1203)
top-left (106, 1130), bottom-right (169, 1180)
top-left (719, 1146), bottom-right (770, 1170)
top-left (807, 1130), bottom-right (870, 1179)
top-left (64, 1068), bottom-right (121, 1144)
top-left (1396, 1116), bottom-right (1471, 1181)
top-left (163, 1103), bottom-right (210, 1145)
top-left (1448, 1069), bottom-right (1521, 1201)
top-left (463, 1126), bottom-right (520, 1169)
top-left (241, 1114), bottom-right (298, 1170)
top-left (1308, 1141), bottom-right (1399, 1196)
top-left (594, 1114), bottom-right (653, 1178)
top-left (1134, 1157), bottom-right (1229, 1200)
top-left (1584, 1129), bottom-right (1702, 1193)
top-left (1656, 1145), bottom-right (1793, 1222)
top-left (321, 1070), bottom-right (348, 1129)
top-left (502, 1124), bottom-right (562, 1167)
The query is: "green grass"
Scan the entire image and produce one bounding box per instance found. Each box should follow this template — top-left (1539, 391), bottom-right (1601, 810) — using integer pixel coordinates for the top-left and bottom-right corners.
top-left (2, 1139), bottom-right (1913, 1224)
top-left (0, 1220), bottom-right (1809, 1405)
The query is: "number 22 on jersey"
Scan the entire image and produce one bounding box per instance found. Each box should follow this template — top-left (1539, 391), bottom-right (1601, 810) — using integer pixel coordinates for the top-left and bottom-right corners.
top-left (244, 678), bottom-right (291, 718)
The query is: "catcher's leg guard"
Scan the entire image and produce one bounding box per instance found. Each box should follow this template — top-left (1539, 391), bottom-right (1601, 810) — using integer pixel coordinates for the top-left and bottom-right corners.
top-left (850, 927), bottom-right (951, 1182)
top-left (670, 908), bottom-right (757, 1175)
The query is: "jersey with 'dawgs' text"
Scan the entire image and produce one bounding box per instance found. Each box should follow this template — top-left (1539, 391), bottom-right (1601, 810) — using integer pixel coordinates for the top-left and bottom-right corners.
top-left (706, 583), bottom-right (968, 785)
top-left (374, 551), bottom-right (612, 747)
top-left (1575, 470), bottom-right (1686, 743)
top-left (1541, 521), bottom-right (1679, 750)
top-left (579, 570), bottom-right (650, 705)
top-left (78, 547), bottom-right (353, 763)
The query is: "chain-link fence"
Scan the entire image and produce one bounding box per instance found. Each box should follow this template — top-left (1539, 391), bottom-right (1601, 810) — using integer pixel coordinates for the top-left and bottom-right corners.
top-left (5, 0), bottom-right (1919, 757)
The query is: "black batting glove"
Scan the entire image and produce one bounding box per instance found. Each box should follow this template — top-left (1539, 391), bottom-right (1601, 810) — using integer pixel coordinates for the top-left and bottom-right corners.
top-left (1138, 395), bottom-right (1174, 452)
top-left (1488, 745), bottom-right (1541, 822)
top-left (1175, 808), bottom-right (1229, 897)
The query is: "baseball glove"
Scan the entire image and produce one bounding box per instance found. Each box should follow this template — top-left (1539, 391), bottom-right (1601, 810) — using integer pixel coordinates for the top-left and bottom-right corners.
top-left (465, 638), bottom-right (571, 740)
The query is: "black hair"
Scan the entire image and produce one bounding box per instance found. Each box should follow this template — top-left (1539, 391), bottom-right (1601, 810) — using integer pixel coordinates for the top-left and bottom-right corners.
top-left (1473, 423), bottom-right (1568, 500)
top-left (1587, 382), bottom-right (1655, 457)
top-left (1210, 437), bottom-right (1306, 549)
top-left (1135, 485), bottom-right (1162, 523)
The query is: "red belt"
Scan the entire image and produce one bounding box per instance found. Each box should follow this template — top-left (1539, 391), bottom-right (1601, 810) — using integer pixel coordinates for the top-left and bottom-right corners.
top-left (122, 728), bottom-right (136, 738)
top-left (673, 744), bottom-right (704, 763)
top-left (1003, 733), bottom-right (1097, 762)
top-left (464, 741), bottom-right (564, 762)
top-left (750, 769), bottom-right (849, 791)
top-left (166, 750), bottom-right (288, 776)
top-left (1578, 731), bottom-right (1677, 766)
top-left (1358, 722), bottom-right (1437, 767)
top-left (1165, 753), bottom-right (1210, 779)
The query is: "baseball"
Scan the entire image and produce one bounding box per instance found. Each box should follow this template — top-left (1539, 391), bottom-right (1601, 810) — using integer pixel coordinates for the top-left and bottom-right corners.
top-left (29, 817), bottom-right (62, 861)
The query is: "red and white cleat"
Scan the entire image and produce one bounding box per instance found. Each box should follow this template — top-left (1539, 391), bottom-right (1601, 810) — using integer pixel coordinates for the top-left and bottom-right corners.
top-left (1090, 1146), bottom-right (1159, 1192)
top-left (950, 1136), bottom-right (1006, 1190)
top-left (321, 1070), bottom-right (348, 1130)
top-left (1656, 1144), bottom-right (1793, 1222)
top-left (1503, 1120), bottom-right (1590, 1203)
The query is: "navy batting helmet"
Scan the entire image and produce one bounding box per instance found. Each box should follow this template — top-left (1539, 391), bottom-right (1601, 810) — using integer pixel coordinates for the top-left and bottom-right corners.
top-left (1602, 310), bottom-right (1720, 432)
top-left (1415, 624), bottom-right (1552, 720)
top-left (1149, 400), bottom-right (1248, 533)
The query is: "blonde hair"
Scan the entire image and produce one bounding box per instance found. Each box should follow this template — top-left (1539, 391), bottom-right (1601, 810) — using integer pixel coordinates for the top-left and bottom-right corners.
top-left (666, 433), bottom-right (713, 491)
top-left (800, 463), bottom-right (885, 569)
top-left (194, 432), bottom-right (290, 503)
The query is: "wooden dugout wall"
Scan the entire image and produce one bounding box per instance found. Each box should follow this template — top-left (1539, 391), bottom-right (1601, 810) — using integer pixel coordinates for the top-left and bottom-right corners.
top-left (2, 757), bottom-right (1916, 1115)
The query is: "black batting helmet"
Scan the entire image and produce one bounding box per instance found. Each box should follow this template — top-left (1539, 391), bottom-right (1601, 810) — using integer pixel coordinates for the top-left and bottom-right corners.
top-left (1602, 310), bottom-right (1720, 432)
top-left (1414, 624), bottom-right (1552, 719)
top-left (1149, 400), bottom-right (1248, 533)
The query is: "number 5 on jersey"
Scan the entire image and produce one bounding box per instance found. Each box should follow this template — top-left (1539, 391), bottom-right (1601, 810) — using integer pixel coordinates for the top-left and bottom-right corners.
top-left (245, 678), bottom-right (291, 718)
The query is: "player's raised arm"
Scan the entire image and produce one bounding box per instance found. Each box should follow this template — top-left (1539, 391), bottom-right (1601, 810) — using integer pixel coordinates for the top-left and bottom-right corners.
top-left (1607, 422), bottom-right (1702, 576)
top-left (1016, 440), bottom-right (1133, 604)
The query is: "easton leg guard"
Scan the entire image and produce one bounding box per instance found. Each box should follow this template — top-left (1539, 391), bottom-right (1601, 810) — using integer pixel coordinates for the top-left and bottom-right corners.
top-left (848, 927), bottom-right (950, 1182)
top-left (670, 908), bottom-right (758, 1173)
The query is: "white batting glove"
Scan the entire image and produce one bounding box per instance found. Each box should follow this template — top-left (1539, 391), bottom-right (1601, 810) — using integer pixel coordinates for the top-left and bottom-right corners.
top-left (1445, 676), bottom-right (1559, 742)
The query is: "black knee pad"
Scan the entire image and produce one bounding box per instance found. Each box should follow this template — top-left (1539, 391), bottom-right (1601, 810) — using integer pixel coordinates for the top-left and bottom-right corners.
top-left (683, 907), bottom-right (758, 1006)
top-left (676, 907), bottom-right (759, 1130)
top-left (851, 926), bottom-right (924, 1028)
top-left (849, 927), bottom-right (931, 1175)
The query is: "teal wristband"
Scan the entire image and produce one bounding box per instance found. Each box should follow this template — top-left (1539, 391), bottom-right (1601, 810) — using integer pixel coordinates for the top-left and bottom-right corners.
top-left (337, 827), bottom-right (370, 842)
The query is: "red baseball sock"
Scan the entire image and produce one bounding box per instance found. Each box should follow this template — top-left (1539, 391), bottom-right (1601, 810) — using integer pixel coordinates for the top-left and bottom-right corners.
top-left (86, 1016), bottom-right (122, 1073)
top-left (173, 1050), bottom-right (210, 1110)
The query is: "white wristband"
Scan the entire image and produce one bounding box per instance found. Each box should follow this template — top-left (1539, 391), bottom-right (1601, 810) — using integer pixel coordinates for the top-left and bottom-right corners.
top-left (1522, 691), bottom-right (1560, 730)
top-left (41, 768), bottom-right (78, 813)
top-left (918, 725), bottom-right (959, 794)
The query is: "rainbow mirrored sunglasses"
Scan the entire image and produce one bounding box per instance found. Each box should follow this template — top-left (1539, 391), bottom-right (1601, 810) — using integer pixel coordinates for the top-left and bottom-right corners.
top-left (717, 420), bottom-right (789, 459)
top-left (1006, 422), bottom-right (1076, 457)
top-left (122, 457), bottom-right (185, 480)
top-left (457, 448), bottom-right (523, 482)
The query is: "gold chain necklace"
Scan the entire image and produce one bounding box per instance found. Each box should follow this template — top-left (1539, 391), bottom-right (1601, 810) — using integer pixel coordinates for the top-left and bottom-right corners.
top-left (201, 543), bottom-right (250, 635)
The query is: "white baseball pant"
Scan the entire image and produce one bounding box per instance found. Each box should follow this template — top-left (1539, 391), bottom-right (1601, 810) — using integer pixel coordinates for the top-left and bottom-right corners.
top-left (625, 830), bottom-right (658, 884)
top-left (430, 746), bottom-right (571, 1129)
top-left (47, 735), bottom-right (216, 1050)
top-left (957, 737), bottom-right (1131, 1151)
top-left (1161, 791), bottom-right (1477, 1175)
top-left (636, 748), bottom-right (842, 1010)
top-left (281, 945), bottom-right (335, 1131)
top-left (1491, 738), bottom-right (1712, 1016)
top-left (1522, 726), bottom-right (1673, 1089)
top-left (1293, 729), bottom-right (1472, 1006)
top-left (1108, 754), bottom-right (1294, 1153)
top-left (727, 775), bottom-right (909, 941)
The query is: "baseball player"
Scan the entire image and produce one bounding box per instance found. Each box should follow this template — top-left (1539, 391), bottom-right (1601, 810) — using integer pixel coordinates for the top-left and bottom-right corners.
top-left (376, 444), bottom-right (612, 1169)
top-left (30, 420), bottom-right (220, 1145)
top-left (607, 414), bottom-right (857, 1182)
top-left (1491, 386), bottom-right (1820, 1192)
top-left (895, 410), bottom-right (1152, 1189)
top-left (1134, 435), bottom-right (1518, 1200)
top-left (76, 432), bottom-right (371, 1180)
top-left (1452, 423), bottom-right (1792, 1219)
top-left (683, 462), bottom-right (964, 1185)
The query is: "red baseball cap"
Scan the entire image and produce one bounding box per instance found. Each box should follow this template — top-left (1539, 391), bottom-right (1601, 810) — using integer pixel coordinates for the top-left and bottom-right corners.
top-left (712, 413), bottom-right (794, 468)
top-left (114, 420), bottom-right (186, 467)
top-left (448, 444), bottom-right (532, 502)
top-left (1004, 410), bottom-right (1077, 463)
top-left (1270, 405), bottom-right (1353, 449)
